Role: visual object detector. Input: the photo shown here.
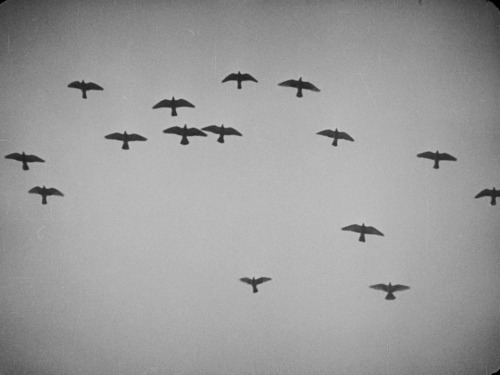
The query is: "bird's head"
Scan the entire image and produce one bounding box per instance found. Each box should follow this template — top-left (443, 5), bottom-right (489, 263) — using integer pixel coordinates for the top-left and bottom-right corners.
top-left (172, 96), bottom-right (175, 101)
top-left (124, 131), bottom-right (128, 135)
top-left (183, 124), bottom-right (188, 129)
top-left (42, 185), bottom-right (46, 189)
top-left (299, 77), bottom-right (303, 81)
top-left (221, 124), bottom-right (225, 129)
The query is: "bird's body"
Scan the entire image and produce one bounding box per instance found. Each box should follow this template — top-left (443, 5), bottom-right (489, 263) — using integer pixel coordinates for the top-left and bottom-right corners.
top-left (104, 131), bottom-right (147, 150)
top-left (342, 223), bottom-right (384, 242)
top-left (153, 97), bottom-right (195, 116)
top-left (317, 128), bottom-right (354, 146)
top-left (5, 152), bottom-right (44, 170)
top-left (278, 77), bottom-right (320, 98)
top-left (240, 277), bottom-right (272, 293)
top-left (29, 186), bottom-right (64, 205)
top-left (222, 71), bottom-right (258, 89)
top-left (370, 282), bottom-right (410, 300)
top-left (417, 150), bottom-right (457, 169)
top-left (163, 124), bottom-right (206, 145)
top-left (202, 124), bottom-right (242, 143)
top-left (67, 80), bottom-right (103, 99)
top-left (475, 187), bottom-right (500, 206)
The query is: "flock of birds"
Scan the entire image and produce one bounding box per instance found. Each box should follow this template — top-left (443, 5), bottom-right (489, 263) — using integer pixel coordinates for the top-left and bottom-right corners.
top-left (4, 72), bottom-right (499, 301)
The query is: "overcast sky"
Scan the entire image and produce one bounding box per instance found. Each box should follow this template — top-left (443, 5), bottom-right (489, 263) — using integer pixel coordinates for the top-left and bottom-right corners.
top-left (1, 0), bottom-right (499, 374)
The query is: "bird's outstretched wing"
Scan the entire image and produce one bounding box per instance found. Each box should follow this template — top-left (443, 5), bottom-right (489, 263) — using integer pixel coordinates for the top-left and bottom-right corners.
top-left (67, 81), bottom-right (83, 89)
top-left (364, 226), bottom-right (384, 236)
top-left (185, 128), bottom-right (207, 137)
top-left (240, 278), bottom-right (252, 284)
top-left (127, 134), bottom-right (147, 141)
top-left (301, 81), bottom-right (320, 92)
top-left (24, 154), bottom-right (45, 163)
top-left (153, 100), bottom-right (172, 109)
top-left (46, 188), bottom-right (64, 197)
top-left (255, 277), bottom-right (272, 284)
top-left (417, 151), bottom-right (435, 159)
top-left (241, 73), bottom-right (258, 82)
top-left (342, 224), bottom-right (362, 233)
top-left (175, 99), bottom-right (195, 108)
top-left (475, 189), bottom-right (493, 198)
top-left (222, 73), bottom-right (238, 83)
top-left (29, 187), bottom-right (43, 195)
top-left (437, 153), bottom-right (457, 161)
top-left (84, 82), bottom-right (103, 91)
top-left (317, 130), bottom-right (336, 138)
top-left (224, 127), bottom-right (242, 136)
top-left (370, 284), bottom-right (389, 292)
top-left (337, 132), bottom-right (354, 142)
top-left (391, 284), bottom-right (410, 292)
top-left (5, 153), bottom-right (23, 161)
top-left (202, 125), bottom-right (222, 134)
top-left (163, 127), bottom-right (184, 135)
top-left (105, 133), bottom-right (125, 141)
top-left (278, 79), bottom-right (300, 88)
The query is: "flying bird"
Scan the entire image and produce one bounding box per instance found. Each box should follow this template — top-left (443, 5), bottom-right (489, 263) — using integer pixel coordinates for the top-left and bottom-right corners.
top-left (104, 131), bottom-right (147, 150)
top-left (29, 186), bottom-right (64, 205)
top-left (163, 124), bottom-right (207, 145)
top-left (240, 277), bottom-right (272, 293)
top-left (475, 187), bottom-right (500, 206)
top-left (222, 71), bottom-right (258, 89)
top-left (370, 282), bottom-right (410, 300)
top-left (152, 97), bottom-right (195, 116)
top-left (67, 80), bottom-right (103, 99)
top-left (317, 128), bottom-right (354, 146)
top-left (342, 223), bottom-right (384, 242)
top-left (4, 152), bottom-right (44, 170)
top-left (202, 124), bottom-right (242, 143)
top-left (278, 77), bottom-right (320, 98)
top-left (417, 150), bottom-right (457, 169)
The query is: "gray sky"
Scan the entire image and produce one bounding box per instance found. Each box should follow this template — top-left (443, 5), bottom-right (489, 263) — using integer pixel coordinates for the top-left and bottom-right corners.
top-left (1, 0), bottom-right (499, 374)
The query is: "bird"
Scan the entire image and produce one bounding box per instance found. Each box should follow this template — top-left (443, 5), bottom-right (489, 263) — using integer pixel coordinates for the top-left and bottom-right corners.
top-left (240, 277), bottom-right (272, 293)
top-left (163, 124), bottom-right (207, 145)
top-left (222, 71), bottom-right (258, 89)
top-left (67, 80), bottom-right (103, 99)
top-left (317, 128), bottom-right (354, 146)
top-left (202, 124), bottom-right (242, 143)
top-left (29, 186), bottom-right (64, 205)
top-left (278, 77), bottom-right (320, 97)
top-left (417, 150), bottom-right (457, 169)
top-left (370, 282), bottom-right (410, 300)
top-left (104, 131), bottom-right (147, 150)
top-left (4, 152), bottom-right (44, 170)
top-left (475, 187), bottom-right (500, 206)
top-left (342, 223), bottom-right (384, 242)
top-left (152, 97), bottom-right (195, 116)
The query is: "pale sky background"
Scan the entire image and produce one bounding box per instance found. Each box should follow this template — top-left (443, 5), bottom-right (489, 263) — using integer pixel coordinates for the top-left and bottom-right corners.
top-left (0, 0), bottom-right (499, 374)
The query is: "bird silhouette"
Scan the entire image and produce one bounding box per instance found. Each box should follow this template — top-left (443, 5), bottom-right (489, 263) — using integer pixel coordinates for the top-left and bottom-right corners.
top-left (475, 187), bottom-right (500, 206)
top-left (4, 152), bottom-right (44, 170)
top-left (342, 223), bottom-right (384, 242)
top-left (240, 277), bottom-right (272, 293)
top-left (417, 150), bottom-right (457, 169)
top-left (67, 80), bottom-right (103, 99)
top-left (222, 71), bottom-right (258, 89)
top-left (104, 131), bottom-right (147, 150)
top-left (278, 77), bottom-right (320, 97)
top-left (29, 186), bottom-right (64, 205)
top-left (202, 124), bottom-right (242, 143)
top-left (317, 128), bottom-right (354, 146)
top-left (152, 97), bottom-right (195, 116)
top-left (163, 124), bottom-right (207, 145)
top-left (370, 282), bottom-right (410, 300)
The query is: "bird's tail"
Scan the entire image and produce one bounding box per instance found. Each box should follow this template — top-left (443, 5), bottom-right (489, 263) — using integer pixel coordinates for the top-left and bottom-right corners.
top-left (491, 197), bottom-right (496, 206)
top-left (122, 141), bottom-right (129, 150)
top-left (359, 233), bottom-right (366, 242)
top-left (385, 292), bottom-right (396, 300)
top-left (181, 136), bottom-right (189, 145)
top-left (433, 160), bottom-right (439, 169)
top-left (82, 90), bottom-right (87, 99)
top-left (171, 107), bottom-right (177, 117)
top-left (237, 81), bottom-right (242, 89)
top-left (42, 196), bottom-right (47, 205)
top-left (217, 134), bottom-right (224, 143)
top-left (332, 138), bottom-right (338, 147)
top-left (22, 162), bottom-right (29, 171)
top-left (252, 285), bottom-right (258, 293)
top-left (296, 89), bottom-right (303, 98)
